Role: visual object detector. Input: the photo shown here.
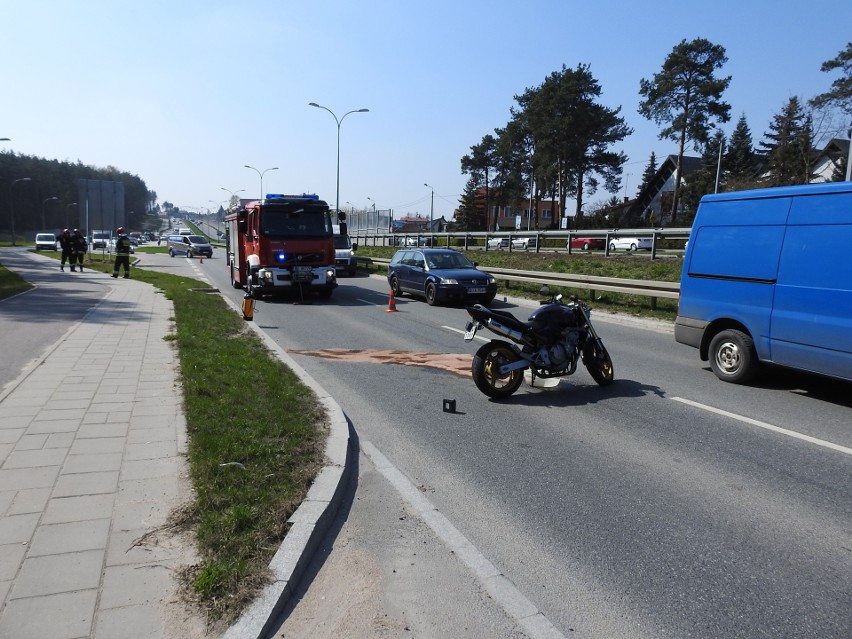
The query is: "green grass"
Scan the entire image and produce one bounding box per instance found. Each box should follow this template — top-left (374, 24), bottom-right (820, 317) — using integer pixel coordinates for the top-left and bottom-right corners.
top-left (357, 245), bottom-right (683, 320)
top-left (2, 252), bottom-right (326, 623)
top-left (0, 262), bottom-right (34, 298)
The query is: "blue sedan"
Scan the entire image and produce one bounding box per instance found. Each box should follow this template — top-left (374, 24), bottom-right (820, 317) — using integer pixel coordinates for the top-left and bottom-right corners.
top-left (387, 248), bottom-right (498, 306)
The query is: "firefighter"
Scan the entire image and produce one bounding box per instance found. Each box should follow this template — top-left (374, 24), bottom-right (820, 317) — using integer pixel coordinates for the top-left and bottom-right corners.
top-left (58, 229), bottom-right (72, 271)
top-left (112, 227), bottom-right (131, 278)
top-left (69, 229), bottom-right (87, 272)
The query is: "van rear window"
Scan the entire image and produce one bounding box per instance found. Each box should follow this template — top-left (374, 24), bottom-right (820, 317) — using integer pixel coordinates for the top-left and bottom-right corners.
top-left (689, 225), bottom-right (785, 283)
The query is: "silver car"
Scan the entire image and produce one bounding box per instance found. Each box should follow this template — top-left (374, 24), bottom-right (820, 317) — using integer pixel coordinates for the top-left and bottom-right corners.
top-left (608, 236), bottom-right (652, 251)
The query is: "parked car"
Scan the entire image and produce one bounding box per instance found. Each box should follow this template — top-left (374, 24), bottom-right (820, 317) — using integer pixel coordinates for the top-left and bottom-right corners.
top-left (608, 236), bottom-right (652, 251)
top-left (167, 234), bottom-right (213, 258)
top-left (106, 238), bottom-right (135, 254)
top-left (403, 236), bottom-right (433, 247)
top-left (34, 233), bottom-right (58, 251)
top-left (568, 237), bottom-right (605, 251)
top-left (511, 236), bottom-right (538, 249)
top-left (387, 248), bottom-right (497, 306)
top-left (486, 237), bottom-right (510, 249)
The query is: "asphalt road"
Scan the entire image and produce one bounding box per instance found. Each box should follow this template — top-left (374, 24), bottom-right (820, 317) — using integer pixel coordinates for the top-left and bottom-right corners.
top-left (0, 248), bottom-right (110, 392)
top-left (179, 257), bottom-right (850, 639)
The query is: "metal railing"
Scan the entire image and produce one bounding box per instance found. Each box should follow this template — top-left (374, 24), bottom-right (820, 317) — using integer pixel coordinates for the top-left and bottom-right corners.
top-left (352, 227), bottom-right (691, 259)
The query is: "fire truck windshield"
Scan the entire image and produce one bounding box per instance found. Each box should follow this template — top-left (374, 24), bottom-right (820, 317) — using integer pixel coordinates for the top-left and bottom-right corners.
top-left (260, 207), bottom-right (333, 237)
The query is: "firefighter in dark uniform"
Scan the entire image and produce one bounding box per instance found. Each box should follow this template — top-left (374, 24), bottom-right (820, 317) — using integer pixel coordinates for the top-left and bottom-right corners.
top-left (58, 229), bottom-right (72, 271)
top-left (112, 227), bottom-right (132, 278)
top-left (69, 229), bottom-right (87, 272)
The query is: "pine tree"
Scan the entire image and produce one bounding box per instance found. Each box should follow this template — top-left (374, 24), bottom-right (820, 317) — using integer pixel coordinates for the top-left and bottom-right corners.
top-left (639, 38), bottom-right (731, 223)
top-left (759, 97), bottom-right (814, 186)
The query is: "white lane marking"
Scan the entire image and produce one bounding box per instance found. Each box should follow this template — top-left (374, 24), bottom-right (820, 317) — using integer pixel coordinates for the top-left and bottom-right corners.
top-left (442, 325), bottom-right (490, 343)
top-left (672, 397), bottom-right (852, 456)
top-left (361, 441), bottom-right (567, 639)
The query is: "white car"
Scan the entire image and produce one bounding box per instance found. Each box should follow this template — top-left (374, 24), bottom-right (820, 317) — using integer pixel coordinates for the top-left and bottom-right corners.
top-left (486, 237), bottom-right (510, 249)
top-left (608, 236), bottom-right (652, 251)
top-left (511, 236), bottom-right (538, 249)
top-left (34, 233), bottom-right (58, 251)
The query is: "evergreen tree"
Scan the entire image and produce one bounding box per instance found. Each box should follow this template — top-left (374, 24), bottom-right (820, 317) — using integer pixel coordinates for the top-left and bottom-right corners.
top-left (759, 97), bottom-right (814, 186)
top-left (455, 176), bottom-right (486, 231)
top-left (811, 42), bottom-right (852, 114)
top-left (460, 134), bottom-right (497, 230)
top-left (725, 114), bottom-right (758, 187)
top-left (511, 63), bottom-right (631, 220)
top-left (635, 152), bottom-right (658, 198)
top-left (639, 37), bottom-right (731, 223)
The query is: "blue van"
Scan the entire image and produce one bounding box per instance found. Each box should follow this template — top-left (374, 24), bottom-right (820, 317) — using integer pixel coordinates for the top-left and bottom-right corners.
top-left (675, 182), bottom-right (852, 384)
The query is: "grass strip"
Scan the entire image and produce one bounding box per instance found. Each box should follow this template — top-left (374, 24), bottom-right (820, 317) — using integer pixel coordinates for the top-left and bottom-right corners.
top-left (0, 262), bottom-right (34, 298)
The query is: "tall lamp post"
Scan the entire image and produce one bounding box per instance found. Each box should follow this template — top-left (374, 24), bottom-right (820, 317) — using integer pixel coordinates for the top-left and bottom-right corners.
top-left (220, 187), bottom-right (245, 211)
top-left (66, 202), bottom-right (78, 229)
top-left (243, 166), bottom-right (278, 202)
top-left (42, 196), bottom-right (58, 231)
top-left (10, 177), bottom-right (32, 246)
top-left (308, 102), bottom-right (369, 215)
top-left (424, 183), bottom-right (434, 231)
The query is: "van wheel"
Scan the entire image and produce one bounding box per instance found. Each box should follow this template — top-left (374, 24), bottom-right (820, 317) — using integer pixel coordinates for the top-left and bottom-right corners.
top-left (709, 329), bottom-right (758, 384)
top-left (169, 249), bottom-right (174, 257)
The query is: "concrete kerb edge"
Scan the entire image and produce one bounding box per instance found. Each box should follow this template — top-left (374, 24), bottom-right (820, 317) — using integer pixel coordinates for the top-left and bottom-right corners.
top-left (219, 294), bottom-right (354, 639)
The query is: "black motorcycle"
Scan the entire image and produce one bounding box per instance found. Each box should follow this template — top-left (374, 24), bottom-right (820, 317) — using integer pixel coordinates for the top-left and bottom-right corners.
top-left (463, 286), bottom-right (614, 399)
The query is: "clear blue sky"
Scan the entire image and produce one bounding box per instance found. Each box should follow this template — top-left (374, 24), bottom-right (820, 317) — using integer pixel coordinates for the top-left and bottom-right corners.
top-left (2, 1), bottom-right (850, 222)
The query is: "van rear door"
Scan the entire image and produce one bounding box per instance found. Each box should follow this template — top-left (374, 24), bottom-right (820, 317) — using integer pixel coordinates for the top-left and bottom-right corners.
top-left (770, 191), bottom-right (852, 380)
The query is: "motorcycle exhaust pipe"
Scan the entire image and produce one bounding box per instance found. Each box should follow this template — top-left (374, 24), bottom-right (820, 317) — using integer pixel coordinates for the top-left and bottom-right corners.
top-left (485, 318), bottom-right (524, 342)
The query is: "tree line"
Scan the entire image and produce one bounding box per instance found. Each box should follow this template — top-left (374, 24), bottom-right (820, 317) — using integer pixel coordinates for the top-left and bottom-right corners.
top-left (456, 39), bottom-right (852, 231)
top-left (0, 151), bottom-right (156, 241)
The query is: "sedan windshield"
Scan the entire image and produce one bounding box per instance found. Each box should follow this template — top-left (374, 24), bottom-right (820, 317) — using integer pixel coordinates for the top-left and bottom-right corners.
top-left (426, 252), bottom-right (474, 269)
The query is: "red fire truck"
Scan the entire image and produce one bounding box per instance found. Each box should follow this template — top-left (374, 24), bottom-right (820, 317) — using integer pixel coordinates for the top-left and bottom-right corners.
top-left (225, 194), bottom-right (341, 299)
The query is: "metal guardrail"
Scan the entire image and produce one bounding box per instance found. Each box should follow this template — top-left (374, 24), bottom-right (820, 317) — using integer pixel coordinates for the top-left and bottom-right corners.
top-left (364, 258), bottom-right (680, 305)
top-left (352, 227), bottom-right (691, 259)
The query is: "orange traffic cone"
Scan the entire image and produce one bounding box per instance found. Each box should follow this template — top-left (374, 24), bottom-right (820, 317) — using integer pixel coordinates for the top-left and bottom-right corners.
top-left (386, 289), bottom-right (398, 312)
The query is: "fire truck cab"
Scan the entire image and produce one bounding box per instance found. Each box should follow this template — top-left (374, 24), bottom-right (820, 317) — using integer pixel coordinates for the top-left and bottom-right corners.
top-left (225, 194), bottom-right (340, 299)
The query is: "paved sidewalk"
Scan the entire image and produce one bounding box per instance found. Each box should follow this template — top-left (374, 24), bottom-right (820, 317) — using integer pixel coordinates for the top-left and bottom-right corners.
top-left (0, 273), bottom-right (205, 638)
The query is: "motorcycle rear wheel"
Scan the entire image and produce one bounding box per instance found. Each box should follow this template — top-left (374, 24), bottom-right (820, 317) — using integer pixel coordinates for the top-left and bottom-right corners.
top-left (583, 341), bottom-right (614, 386)
top-left (472, 340), bottom-right (524, 399)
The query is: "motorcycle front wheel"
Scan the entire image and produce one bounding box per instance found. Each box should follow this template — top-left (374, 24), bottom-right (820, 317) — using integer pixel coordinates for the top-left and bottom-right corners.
top-left (583, 341), bottom-right (614, 386)
top-left (471, 340), bottom-right (525, 399)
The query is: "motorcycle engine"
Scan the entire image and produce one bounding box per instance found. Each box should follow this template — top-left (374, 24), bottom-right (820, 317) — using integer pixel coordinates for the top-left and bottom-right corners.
top-left (534, 330), bottom-right (580, 371)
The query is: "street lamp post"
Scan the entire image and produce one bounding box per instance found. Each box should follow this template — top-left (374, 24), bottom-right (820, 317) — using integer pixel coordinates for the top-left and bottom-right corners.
top-left (42, 196), bottom-right (58, 231)
top-left (424, 183), bottom-right (434, 231)
top-left (243, 166), bottom-right (278, 202)
top-left (66, 202), bottom-right (78, 229)
top-left (10, 177), bottom-right (32, 246)
top-left (220, 187), bottom-right (245, 211)
top-left (308, 102), bottom-right (369, 215)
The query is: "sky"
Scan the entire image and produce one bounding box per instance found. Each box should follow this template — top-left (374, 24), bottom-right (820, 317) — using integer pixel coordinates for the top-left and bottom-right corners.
top-left (2, 1), bottom-right (850, 223)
